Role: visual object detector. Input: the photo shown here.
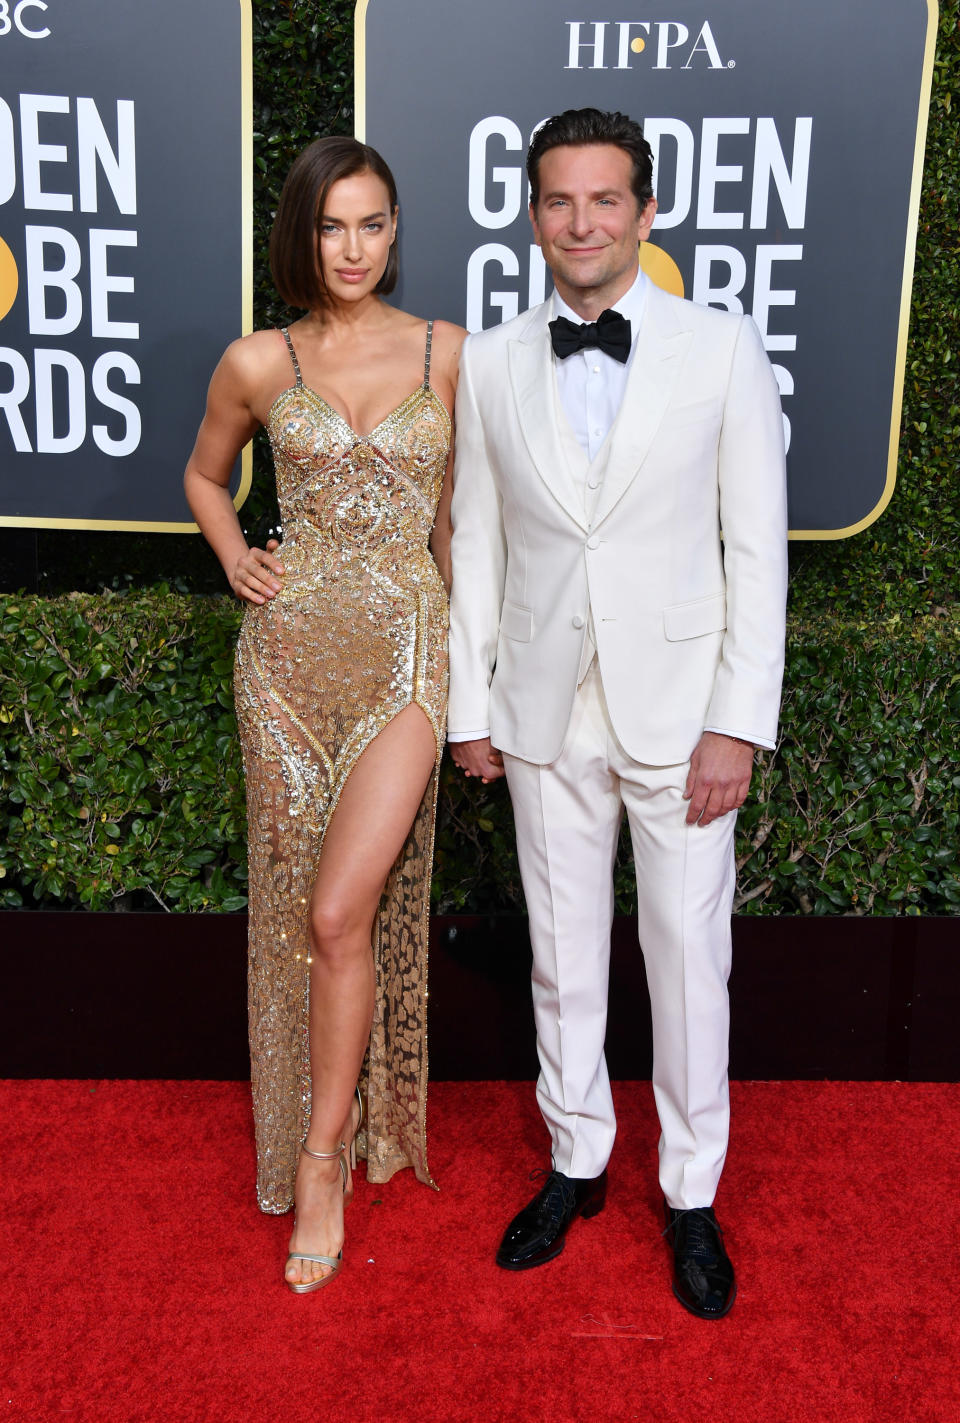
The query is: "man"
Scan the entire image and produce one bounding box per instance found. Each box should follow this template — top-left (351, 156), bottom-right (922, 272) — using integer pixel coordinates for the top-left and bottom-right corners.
top-left (448, 108), bottom-right (787, 1319)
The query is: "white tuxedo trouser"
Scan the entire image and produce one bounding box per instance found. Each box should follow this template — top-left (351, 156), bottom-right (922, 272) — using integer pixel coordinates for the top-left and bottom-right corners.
top-left (502, 662), bottom-right (735, 1210)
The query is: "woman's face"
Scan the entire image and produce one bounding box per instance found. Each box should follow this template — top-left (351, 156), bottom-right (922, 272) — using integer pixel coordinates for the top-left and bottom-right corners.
top-left (316, 168), bottom-right (397, 303)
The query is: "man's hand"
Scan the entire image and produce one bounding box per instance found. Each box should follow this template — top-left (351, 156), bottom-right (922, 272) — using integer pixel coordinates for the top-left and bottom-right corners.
top-left (683, 731), bottom-right (755, 827)
top-left (450, 737), bottom-right (505, 783)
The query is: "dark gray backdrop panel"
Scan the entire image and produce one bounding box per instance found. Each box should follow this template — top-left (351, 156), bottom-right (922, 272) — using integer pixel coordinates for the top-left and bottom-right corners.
top-left (0, 0), bottom-right (247, 525)
top-left (361, 0), bottom-right (933, 535)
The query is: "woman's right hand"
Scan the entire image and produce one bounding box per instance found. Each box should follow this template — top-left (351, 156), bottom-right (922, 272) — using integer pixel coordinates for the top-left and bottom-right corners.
top-left (232, 538), bottom-right (284, 604)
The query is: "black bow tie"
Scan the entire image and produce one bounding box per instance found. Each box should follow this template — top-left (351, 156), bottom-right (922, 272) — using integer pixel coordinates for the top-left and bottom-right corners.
top-left (549, 308), bottom-right (632, 363)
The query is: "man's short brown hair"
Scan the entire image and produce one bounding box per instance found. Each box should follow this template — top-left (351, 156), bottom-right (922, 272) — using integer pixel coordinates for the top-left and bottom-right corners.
top-left (527, 108), bottom-right (654, 212)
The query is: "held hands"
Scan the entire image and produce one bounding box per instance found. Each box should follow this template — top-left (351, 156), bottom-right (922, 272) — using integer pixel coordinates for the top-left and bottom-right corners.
top-left (450, 737), bottom-right (505, 783)
top-left (232, 538), bottom-right (284, 605)
top-left (683, 731), bottom-right (755, 827)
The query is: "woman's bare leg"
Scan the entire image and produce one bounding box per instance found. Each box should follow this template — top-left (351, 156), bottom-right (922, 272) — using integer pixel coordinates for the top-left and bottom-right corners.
top-left (286, 704), bottom-right (437, 1287)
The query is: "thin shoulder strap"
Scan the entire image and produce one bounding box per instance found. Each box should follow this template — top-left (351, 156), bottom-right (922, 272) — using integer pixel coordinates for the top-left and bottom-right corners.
top-left (280, 327), bottom-right (303, 387)
top-left (423, 319), bottom-right (434, 387)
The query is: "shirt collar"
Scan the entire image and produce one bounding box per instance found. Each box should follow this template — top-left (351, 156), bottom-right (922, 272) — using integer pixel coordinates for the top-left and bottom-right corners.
top-left (551, 266), bottom-right (649, 337)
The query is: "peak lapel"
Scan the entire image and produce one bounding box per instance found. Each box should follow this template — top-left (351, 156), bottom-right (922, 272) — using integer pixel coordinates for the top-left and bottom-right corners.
top-left (593, 285), bottom-right (692, 528)
top-left (507, 306), bottom-right (589, 532)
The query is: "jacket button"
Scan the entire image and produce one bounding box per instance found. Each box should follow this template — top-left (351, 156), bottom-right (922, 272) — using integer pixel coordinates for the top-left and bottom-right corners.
top-left (586, 534), bottom-right (600, 550)
top-left (572, 615), bottom-right (585, 629)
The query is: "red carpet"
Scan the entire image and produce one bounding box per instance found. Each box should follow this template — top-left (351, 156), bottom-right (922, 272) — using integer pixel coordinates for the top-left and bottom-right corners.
top-left (2, 1080), bottom-right (958, 1422)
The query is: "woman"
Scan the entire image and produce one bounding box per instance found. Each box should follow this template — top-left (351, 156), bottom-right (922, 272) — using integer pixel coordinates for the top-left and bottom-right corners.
top-left (184, 137), bottom-right (463, 1292)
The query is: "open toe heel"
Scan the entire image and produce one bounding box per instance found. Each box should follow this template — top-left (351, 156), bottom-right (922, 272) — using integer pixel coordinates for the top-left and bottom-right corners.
top-left (285, 1140), bottom-right (347, 1295)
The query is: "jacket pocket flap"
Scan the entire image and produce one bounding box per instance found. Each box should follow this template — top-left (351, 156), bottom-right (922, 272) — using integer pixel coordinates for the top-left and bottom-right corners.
top-left (663, 593), bottom-right (726, 642)
top-left (660, 396), bottom-right (723, 428)
top-left (499, 601), bottom-right (534, 642)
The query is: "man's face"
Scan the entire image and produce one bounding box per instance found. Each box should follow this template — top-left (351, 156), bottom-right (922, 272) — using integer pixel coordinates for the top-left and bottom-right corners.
top-left (530, 143), bottom-right (656, 310)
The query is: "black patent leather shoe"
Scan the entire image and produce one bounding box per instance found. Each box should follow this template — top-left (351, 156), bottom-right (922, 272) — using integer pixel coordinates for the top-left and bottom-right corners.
top-left (496, 1169), bottom-right (607, 1270)
top-left (663, 1203), bottom-right (737, 1319)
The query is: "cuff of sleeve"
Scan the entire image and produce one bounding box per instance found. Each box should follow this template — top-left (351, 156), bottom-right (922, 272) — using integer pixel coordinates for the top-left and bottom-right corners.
top-left (703, 725), bottom-right (777, 752)
top-left (447, 729), bottom-right (491, 743)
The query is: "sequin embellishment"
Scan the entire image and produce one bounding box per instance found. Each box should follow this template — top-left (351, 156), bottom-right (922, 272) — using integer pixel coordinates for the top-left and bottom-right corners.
top-left (234, 324), bottom-right (449, 1212)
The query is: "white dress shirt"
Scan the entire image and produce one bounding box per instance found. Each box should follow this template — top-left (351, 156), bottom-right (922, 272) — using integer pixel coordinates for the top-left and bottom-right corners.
top-left (552, 268), bottom-right (648, 460)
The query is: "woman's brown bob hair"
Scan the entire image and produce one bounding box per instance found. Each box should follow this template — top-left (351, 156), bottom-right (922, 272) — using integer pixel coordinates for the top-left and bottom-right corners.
top-left (269, 137), bottom-right (399, 310)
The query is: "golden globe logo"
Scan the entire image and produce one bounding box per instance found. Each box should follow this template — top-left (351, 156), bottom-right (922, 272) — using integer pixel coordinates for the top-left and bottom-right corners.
top-left (0, 233), bottom-right (16, 319)
top-left (565, 20), bottom-right (733, 71)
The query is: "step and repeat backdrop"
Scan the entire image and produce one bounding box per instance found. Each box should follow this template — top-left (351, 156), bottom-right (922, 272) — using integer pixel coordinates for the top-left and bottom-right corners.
top-left (0, 0), bottom-right (251, 532)
top-left (357, 0), bottom-right (936, 537)
top-left (0, 1), bottom-right (937, 540)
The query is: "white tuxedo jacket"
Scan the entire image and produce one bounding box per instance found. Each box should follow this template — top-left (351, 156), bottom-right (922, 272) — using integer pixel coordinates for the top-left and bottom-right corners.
top-left (448, 281), bottom-right (789, 766)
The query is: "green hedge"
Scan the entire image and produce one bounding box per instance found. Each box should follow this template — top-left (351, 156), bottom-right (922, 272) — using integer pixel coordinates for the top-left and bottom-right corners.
top-left (1, 592), bottom-right (957, 915)
top-left (0, 593), bottom-right (246, 911)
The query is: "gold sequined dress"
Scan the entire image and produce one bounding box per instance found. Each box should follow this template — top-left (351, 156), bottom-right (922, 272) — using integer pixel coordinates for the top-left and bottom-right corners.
top-left (234, 322), bottom-right (449, 1213)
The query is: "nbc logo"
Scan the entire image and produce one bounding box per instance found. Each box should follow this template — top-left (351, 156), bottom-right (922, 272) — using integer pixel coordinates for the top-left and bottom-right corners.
top-left (0, 1), bottom-right (51, 39)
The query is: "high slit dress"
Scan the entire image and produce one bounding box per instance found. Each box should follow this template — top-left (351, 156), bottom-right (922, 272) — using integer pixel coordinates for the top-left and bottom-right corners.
top-left (234, 322), bottom-right (449, 1213)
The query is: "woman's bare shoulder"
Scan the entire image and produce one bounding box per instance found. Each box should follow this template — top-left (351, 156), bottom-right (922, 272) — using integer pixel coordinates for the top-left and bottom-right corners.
top-left (430, 318), bottom-right (468, 346)
top-left (387, 308), bottom-right (465, 342)
top-left (222, 327), bottom-right (289, 369)
top-left (429, 319), bottom-right (468, 382)
top-left (213, 328), bottom-right (291, 391)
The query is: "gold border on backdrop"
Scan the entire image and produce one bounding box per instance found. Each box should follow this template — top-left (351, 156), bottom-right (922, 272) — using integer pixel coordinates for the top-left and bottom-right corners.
top-left (355, 0), bottom-right (370, 142)
top-left (791, 0), bottom-right (939, 540)
top-left (234, 0), bottom-right (254, 520)
top-left (353, 0), bottom-right (941, 542)
top-left (0, 0), bottom-right (254, 534)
